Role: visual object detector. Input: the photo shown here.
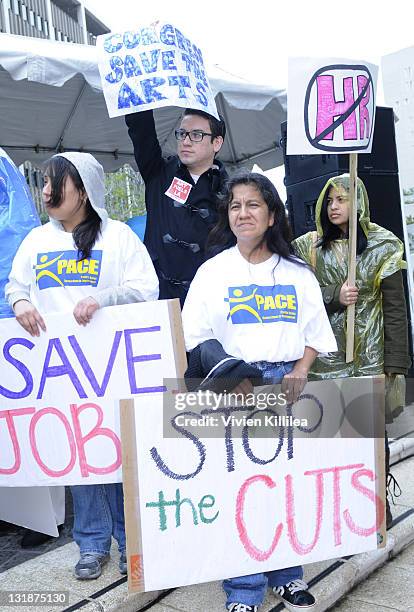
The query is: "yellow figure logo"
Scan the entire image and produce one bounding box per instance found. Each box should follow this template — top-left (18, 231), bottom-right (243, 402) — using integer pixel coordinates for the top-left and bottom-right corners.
top-left (226, 285), bottom-right (298, 324)
top-left (228, 287), bottom-right (263, 323)
top-left (35, 253), bottom-right (65, 287)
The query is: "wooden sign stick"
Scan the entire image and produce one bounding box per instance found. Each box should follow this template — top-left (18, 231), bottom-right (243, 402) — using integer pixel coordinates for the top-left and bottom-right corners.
top-left (346, 153), bottom-right (358, 362)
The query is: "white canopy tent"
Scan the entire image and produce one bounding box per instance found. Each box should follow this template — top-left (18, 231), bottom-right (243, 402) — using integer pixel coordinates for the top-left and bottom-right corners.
top-left (0, 33), bottom-right (287, 172)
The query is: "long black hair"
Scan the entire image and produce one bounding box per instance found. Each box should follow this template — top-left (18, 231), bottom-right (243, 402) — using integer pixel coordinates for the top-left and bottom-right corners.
top-left (44, 156), bottom-right (101, 260)
top-left (207, 172), bottom-right (306, 268)
top-left (318, 185), bottom-right (368, 255)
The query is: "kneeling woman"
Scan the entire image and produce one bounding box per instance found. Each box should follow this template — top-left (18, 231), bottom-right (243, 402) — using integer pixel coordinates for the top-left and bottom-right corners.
top-left (182, 173), bottom-right (337, 612)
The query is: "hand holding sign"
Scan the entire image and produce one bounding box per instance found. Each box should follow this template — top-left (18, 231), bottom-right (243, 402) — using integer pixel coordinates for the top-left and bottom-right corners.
top-left (97, 23), bottom-right (218, 119)
top-left (13, 299), bottom-right (46, 337)
top-left (339, 281), bottom-right (359, 306)
top-left (73, 296), bottom-right (100, 326)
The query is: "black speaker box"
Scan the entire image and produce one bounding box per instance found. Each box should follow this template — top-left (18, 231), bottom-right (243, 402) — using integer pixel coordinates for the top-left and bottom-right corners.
top-left (281, 106), bottom-right (399, 188)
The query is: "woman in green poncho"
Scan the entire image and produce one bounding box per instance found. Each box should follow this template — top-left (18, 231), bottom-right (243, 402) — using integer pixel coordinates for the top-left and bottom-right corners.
top-left (294, 174), bottom-right (411, 527)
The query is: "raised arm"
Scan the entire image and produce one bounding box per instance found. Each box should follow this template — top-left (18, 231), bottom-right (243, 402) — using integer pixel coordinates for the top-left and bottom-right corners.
top-left (125, 110), bottom-right (164, 184)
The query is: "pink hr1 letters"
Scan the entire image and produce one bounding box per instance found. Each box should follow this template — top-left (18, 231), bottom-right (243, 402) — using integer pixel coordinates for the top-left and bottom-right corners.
top-left (304, 64), bottom-right (375, 152)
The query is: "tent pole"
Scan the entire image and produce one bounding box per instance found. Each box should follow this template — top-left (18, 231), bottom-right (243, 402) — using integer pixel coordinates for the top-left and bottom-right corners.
top-left (215, 94), bottom-right (237, 166)
top-left (53, 81), bottom-right (88, 152)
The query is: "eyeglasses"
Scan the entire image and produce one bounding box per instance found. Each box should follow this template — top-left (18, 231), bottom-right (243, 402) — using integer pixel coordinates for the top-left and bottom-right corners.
top-left (174, 129), bottom-right (213, 142)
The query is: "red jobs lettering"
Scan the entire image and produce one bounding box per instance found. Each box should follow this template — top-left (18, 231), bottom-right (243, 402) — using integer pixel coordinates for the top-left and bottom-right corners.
top-left (0, 403), bottom-right (121, 478)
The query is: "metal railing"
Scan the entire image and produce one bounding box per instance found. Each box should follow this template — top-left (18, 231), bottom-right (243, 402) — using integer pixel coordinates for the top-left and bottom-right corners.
top-left (7, 0), bottom-right (49, 39)
top-left (0, 0), bottom-right (105, 44)
top-left (0, 1), bottom-right (4, 31)
top-left (51, 1), bottom-right (83, 43)
top-left (87, 30), bottom-right (96, 46)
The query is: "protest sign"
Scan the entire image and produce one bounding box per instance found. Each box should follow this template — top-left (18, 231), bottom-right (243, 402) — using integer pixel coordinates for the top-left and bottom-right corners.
top-left (122, 376), bottom-right (385, 592)
top-left (0, 486), bottom-right (59, 536)
top-left (287, 58), bottom-right (378, 155)
top-left (96, 23), bottom-right (218, 119)
top-left (287, 57), bottom-right (379, 362)
top-left (0, 300), bottom-right (185, 487)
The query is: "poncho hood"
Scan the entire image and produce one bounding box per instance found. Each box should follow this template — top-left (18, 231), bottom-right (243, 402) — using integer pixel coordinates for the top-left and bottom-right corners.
top-left (50, 152), bottom-right (108, 228)
top-left (315, 173), bottom-right (370, 237)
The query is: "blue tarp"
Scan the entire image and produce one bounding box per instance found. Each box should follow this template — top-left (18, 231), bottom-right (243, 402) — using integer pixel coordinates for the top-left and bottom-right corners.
top-left (126, 214), bottom-right (146, 242)
top-left (0, 148), bottom-right (40, 318)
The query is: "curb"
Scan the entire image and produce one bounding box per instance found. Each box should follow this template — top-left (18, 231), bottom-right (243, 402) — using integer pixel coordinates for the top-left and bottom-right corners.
top-left (311, 512), bottom-right (414, 612)
top-left (390, 436), bottom-right (414, 465)
top-left (268, 454), bottom-right (414, 612)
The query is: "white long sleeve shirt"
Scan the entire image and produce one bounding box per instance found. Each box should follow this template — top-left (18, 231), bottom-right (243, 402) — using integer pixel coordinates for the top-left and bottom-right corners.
top-left (5, 219), bottom-right (158, 313)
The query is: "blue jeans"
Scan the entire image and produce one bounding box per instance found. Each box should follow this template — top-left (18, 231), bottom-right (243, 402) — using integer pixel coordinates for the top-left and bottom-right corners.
top-left (252, 360), bottom-right (296, 383)
top-left (71, 484), bottom-right (126, 556)
top-left (224, 360), bottom-right (303, 607)
top-left (223, 566), bottom-right (303, 607)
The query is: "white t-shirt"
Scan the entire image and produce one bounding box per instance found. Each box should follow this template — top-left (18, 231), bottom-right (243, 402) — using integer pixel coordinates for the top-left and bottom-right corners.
top-left (5, 219), bottom-right (159, 313)
top-left (182, 246), bottom-right (337, 364)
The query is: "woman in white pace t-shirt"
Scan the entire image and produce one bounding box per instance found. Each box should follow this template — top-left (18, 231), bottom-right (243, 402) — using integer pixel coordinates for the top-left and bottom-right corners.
top-left (5, 152), bottom-right (158, 581)
top-left (181, 172), bottom-right (337, 612)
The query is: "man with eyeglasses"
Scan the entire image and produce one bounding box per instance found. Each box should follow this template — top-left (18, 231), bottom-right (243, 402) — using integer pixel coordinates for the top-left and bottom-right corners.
top-left (125, 108), bottom-right (227, 304)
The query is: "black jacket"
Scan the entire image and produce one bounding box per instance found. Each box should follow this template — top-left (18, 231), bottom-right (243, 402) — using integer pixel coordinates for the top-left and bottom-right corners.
top-left (125, 110), bottom-right (228, 303)
top-left (185, 339), bottom-right (263, 393)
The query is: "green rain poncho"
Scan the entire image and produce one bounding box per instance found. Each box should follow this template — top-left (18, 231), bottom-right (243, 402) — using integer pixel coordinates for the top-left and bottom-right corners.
top-left (294, 174), bottom-right (406, 380)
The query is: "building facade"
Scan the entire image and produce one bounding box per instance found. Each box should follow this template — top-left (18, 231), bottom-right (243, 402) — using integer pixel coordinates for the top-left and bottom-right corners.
top-left (0, 0), bottom-right (109, 46)
top-left (0, 1), bottom-right (146, 221)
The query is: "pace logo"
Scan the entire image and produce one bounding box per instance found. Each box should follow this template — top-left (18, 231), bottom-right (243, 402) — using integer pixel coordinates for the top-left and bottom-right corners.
top-left (35, 250), bottom-right (103, 289)
top-left (226, 284), bottom-right (298, 324)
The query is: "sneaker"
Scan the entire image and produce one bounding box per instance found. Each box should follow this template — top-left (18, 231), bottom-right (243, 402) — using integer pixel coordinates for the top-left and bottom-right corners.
top-left (119, 551), bottom-right (127, 575)
top-left (273, 579), bottom-right (315, 610)
top-left (227, 605), bottom-right (258, 612)
top-left (74, 553), bottom-right (109, 580)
